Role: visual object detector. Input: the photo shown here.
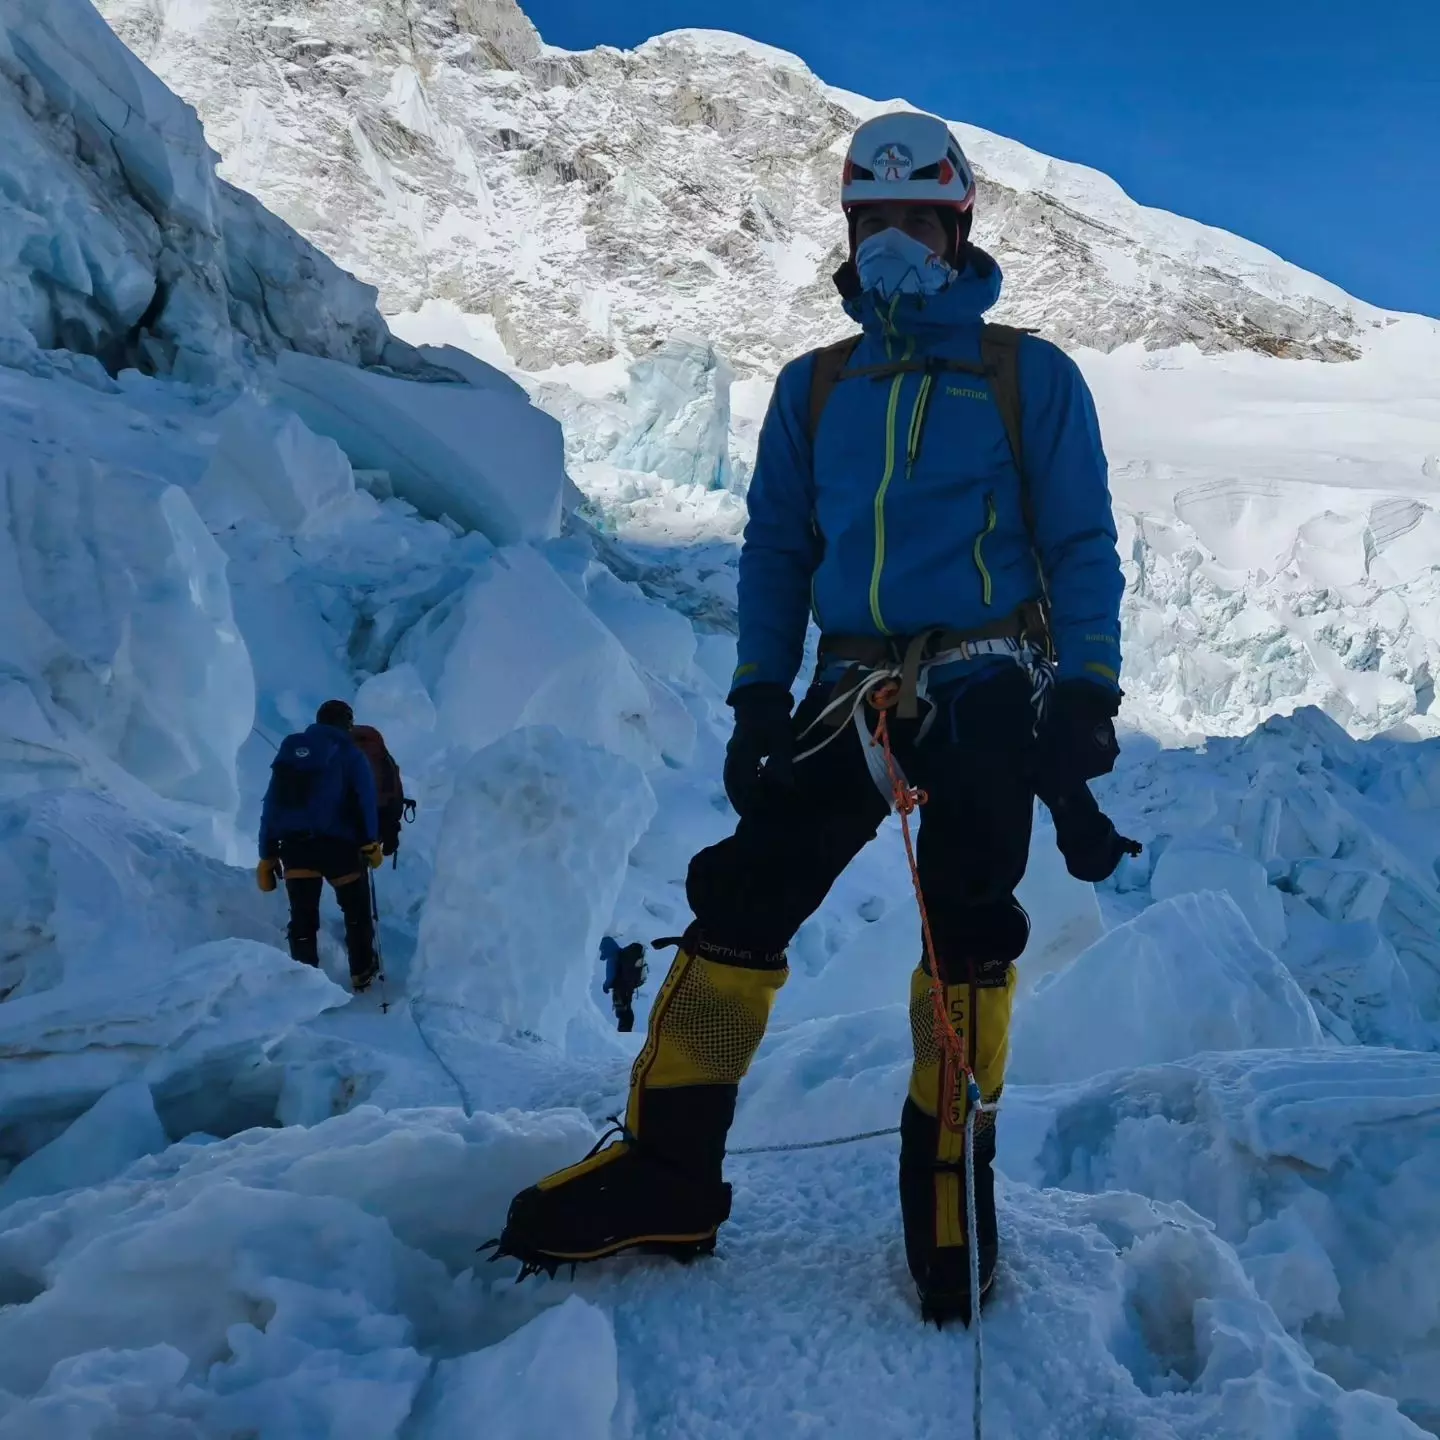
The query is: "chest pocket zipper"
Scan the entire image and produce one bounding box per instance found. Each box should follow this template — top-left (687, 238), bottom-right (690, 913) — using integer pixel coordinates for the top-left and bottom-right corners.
top-left (905, 370), bottom-right (936, 478)
top-left (973, 492), bottom-right (998, 605)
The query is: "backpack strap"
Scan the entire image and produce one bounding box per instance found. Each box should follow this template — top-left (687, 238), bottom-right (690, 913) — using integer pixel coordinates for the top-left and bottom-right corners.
top-left (981, 323), bottom-right (1055, 656)
top-left (806, 334), bottom-right (862, 442)
top-left (979, 324), bottom-right (1028, 529)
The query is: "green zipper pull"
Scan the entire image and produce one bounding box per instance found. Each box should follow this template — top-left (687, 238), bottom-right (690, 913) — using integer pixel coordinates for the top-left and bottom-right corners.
top-left (906, 371), bottom-right (934, 478)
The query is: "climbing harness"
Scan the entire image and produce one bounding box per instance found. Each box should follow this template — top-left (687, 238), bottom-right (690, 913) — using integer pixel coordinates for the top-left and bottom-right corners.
top-left (794, 626), bottom-right (1054, 801)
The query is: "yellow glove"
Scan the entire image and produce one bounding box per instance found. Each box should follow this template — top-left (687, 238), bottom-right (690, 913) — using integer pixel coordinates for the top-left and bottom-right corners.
top-left (256, 858), bottom-right (280, 893)
top-left (362, 842), bottom-right (384, 870)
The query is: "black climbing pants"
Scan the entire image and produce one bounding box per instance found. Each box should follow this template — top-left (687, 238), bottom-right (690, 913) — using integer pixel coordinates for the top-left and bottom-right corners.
top-left (679, 665), bottom-right (1039, 1301)
top-left (278, 835), bottom-right (374, 979)
top-left (688, 666), bottom-right (1039, 976)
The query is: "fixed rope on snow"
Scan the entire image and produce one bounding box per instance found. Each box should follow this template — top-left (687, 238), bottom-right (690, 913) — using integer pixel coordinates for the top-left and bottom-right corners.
top-left (409, 996), bottom-right (477, 1117)
top-left (729, 1126), bottom-right (898, 1156)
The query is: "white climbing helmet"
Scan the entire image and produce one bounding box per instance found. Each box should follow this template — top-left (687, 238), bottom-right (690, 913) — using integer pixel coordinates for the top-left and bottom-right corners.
top-left (841, 111), bottom-right (976, 217)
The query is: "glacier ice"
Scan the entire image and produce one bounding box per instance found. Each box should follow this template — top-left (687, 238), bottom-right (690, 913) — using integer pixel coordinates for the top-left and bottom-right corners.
top-left (191, 393), bottom-right (363, 536)
top-left (1008, 891), bottom-right (1325, 1086)
top-left (0, 445), bottom-right (254, 815)
top-left (0, 0), bottom-right (397, 381)
top-left (0, 1078), bottom-right (167, 1207)
top-left (0, 788), bottom-right (282, 1012)
top-left (410, 1297), bottom-right (618, 1440)
top-left (0, 935), bottom-right (344, 1152)
top-left (1151, 843), bottom-right (1289, 951)
top-left (410, 726), bottom-right (655, 1048)
top-left (610, 338), bottom-right (736, 491)
top-left (1021, 1048), bottom-right (1440, 1433)
top-left (274, 350), bottom-right (566, 545)
top-left (0, 1104), bottom-right (597, 1433)
top-left (400, 544), bottom-right (665, 770)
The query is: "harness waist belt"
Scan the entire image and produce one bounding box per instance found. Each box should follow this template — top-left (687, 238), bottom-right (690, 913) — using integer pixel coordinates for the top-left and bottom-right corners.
top-left (817, 603), bottom-right (1048, 722)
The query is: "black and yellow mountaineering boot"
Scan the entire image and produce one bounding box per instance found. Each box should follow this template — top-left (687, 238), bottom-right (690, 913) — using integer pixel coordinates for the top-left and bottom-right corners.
top-left (899, 956), bottom-right (1016, 1325)
top-left (490, 931), bottom-right (786, 1274)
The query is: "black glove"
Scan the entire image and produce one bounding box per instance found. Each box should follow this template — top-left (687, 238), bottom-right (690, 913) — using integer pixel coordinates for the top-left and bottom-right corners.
top-left (723, 683), bottom-right (795, 815)
top-left (1037, 680), bottom-right (1121, 792)
top-left (1042, 783), bottom-right (1142, 884)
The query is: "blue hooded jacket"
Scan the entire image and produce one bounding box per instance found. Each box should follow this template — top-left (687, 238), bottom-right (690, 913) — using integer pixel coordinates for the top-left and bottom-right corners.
top-left (258, 722), bottom-right (379, 859)
top-left (733, 247), bottom-right (1124, 695)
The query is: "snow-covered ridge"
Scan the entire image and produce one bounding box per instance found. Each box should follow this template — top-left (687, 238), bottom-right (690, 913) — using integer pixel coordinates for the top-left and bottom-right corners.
top-left (98, 0), bottom-right (1398, 373)
top-left (655, 24), bottom-right (1388, 323)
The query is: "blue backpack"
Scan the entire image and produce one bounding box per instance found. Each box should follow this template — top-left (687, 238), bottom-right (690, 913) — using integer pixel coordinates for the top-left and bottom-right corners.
top-left (267, 727), bottom-right (355, 841)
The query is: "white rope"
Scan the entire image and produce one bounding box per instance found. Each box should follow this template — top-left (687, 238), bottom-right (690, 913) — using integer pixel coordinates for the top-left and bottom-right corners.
top-left (964, 1075), bottom-right (995, 1440)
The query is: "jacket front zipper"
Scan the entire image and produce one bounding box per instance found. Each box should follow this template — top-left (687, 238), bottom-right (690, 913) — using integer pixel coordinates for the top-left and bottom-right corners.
top-left (868, 373), bottom-right (906, 633)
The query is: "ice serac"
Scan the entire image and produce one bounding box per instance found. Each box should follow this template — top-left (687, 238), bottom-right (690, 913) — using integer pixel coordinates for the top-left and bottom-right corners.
top-left (0, 936), bottom-right (345, 1153)
top-left (398, 545), bottom-right (664, 769)
top-left (0, 1078), bottom-right (167, 1206)
top-left (191, 392), bottom-right (363, 536)
top-left (1151, 843), bottom-right (1288, 951)
top-left (410, 725), bottom-right (656, 1047)
top-left (611, 338), bottom-right (735, 491)
top-left (274, 350), bottom-right (566, 544)
top-left (1009, 891), bottom-right (1325, 1086)
top-left (0, 0), bottom-right (396, 381)
top-left (0, 449), bottom-right (254, 816)
top-left (1101, 708), bottom-right (1440, 1046)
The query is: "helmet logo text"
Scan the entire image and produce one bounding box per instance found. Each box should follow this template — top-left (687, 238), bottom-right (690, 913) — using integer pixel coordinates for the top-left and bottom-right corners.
top-left (872, 142), bottom-right (913, 182)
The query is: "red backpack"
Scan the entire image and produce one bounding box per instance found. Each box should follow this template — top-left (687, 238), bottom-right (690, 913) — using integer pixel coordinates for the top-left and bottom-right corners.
top-left (351, 725), bottom-right (411, 855)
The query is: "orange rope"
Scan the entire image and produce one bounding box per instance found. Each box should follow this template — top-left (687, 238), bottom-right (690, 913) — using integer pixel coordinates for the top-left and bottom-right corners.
top-left (868, 684), bottom-right (970, 1099)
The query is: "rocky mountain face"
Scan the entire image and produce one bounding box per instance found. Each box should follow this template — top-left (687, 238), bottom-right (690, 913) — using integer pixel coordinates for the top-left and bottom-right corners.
top-left (98, 0), bottom-right (1384, 380)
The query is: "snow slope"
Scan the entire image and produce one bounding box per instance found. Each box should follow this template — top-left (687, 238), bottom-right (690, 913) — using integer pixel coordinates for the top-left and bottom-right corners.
top-left (0, 2), bottom-right (1436, 1437)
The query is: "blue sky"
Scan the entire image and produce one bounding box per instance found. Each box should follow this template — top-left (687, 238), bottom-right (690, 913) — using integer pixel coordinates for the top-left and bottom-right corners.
top-left (521, 0), bottom-right (1438, 318)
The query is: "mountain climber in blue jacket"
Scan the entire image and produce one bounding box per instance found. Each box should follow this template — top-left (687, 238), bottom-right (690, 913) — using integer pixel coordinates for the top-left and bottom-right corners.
top-left (257, 699), bottom-right (384, 992)
top-left (493, 112), bottom-right (1133, 1323)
